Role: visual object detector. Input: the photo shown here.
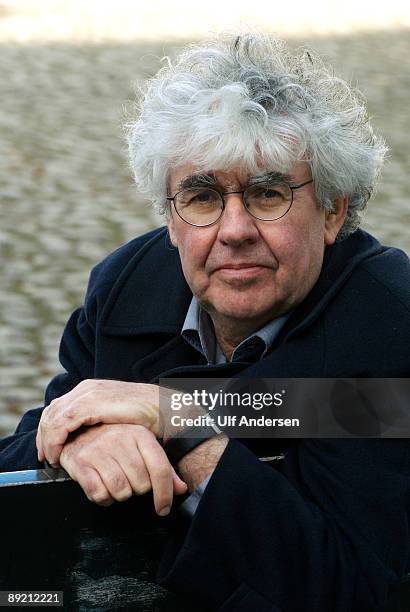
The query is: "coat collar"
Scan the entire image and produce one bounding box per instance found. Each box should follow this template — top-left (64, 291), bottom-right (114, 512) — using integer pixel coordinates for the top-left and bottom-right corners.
top-left (100, 228), bottom-right (192, 336)
top-left (276, 229), bottom-right (383, 343)
top-left (100, 227), bottom-right (383, 343)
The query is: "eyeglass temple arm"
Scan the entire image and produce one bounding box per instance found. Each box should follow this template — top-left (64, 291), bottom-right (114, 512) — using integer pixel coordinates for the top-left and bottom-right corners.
top-left (290, 179), bottom-right (314, 191)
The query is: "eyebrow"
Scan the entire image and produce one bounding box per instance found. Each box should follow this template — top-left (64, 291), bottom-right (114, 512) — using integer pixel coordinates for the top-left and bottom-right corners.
top-left (176, 173), bottom-right (217, 191)
top-left (247, 171), bottom-right (293, 185)
top-left (175, 170), bottom-right (295, 192)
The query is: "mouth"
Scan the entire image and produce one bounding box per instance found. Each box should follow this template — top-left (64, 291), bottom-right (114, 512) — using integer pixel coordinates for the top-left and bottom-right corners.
top-left (214, 262), bottom-right (270, 270)
top-left (213, 264), bottom-right (269, 281)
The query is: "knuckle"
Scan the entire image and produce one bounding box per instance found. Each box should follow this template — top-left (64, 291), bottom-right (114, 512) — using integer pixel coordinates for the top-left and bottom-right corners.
top-left (64, 399), bottom-right (82, 420)
top-left (81, 477), bottom-right (111, 506)
top-left (134, 479), bottom-right (152, 496)
top-left (128, 457), bottom-right (145, 474)
top-left (90, 491), bottom-right (112, 506)
top-left (81, 474), bottom-right (100, 496)
top-left (103, 470), bottom-right (133, 502)
top-left (135, 424), bottom-right (155, 440)
top-left (74, 449), bottom-right (90, 466)
top-left (64, 401), bottom-right (92, 425)
top-left (106, 471), bottom-right (129, 494)
top-left (112, 486), bottom-right (133, 502)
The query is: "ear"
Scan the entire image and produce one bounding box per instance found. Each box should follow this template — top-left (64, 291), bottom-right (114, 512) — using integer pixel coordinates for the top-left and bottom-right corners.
top-left (324, 196), bottom-right (349, 246)
top-left (167, 210), bottom-right (178, 248)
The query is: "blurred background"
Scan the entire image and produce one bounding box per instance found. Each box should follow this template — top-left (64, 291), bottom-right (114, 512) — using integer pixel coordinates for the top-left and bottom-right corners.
top-left (1, 1), bottom-right (409, 435)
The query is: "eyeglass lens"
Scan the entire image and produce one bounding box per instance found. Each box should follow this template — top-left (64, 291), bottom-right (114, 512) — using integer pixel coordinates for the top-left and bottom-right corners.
top-left (174, 183), bottom-right (293, 226)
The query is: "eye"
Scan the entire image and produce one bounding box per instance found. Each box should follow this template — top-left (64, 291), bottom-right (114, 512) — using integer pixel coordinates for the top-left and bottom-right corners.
top-left (262, 188), bottom-right (283, 199)
top-left (192, 189), bottom-right (216, 203)
top-left (248, 184), bottom-right (288, 202)
top-left (179, 189), bottom-right (220, 206)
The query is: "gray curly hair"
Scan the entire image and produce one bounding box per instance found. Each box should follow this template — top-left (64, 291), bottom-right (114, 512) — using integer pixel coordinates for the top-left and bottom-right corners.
top-left (126, 33), bottom-right (387, 239)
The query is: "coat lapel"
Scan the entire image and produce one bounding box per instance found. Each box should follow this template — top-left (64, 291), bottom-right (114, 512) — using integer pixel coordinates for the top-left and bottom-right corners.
top-left (132, 335), bottom-right (204, 381)
top-left (100, 228), bottom-right (192, 336)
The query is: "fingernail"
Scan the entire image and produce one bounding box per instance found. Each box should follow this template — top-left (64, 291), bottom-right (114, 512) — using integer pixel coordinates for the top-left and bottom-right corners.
top-left (158, 506), bottom-right (171, 517)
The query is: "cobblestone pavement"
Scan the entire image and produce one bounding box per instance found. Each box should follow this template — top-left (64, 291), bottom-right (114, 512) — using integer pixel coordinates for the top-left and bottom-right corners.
top-left (1, 31), bottom-right (409, 435)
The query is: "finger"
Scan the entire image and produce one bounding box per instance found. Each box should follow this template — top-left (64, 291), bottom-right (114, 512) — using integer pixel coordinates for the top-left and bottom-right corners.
top-left (172, 468), bottom-right (188, 495)
top-left (136, 428), bottom-right (176, 516)
top-left (39, 394), bottom-right (117, 466)
top-left (66, 464), bottom-right (114, 507)
top-left (113, 448), bottom-right (153, 497)
top-left (93, 456), bottom-right (134, 503)
top-left (59, 425), bottom-right (128, 504)
top-left (40, 391), bottom-right (161, 465)
top-left (46, 381), bottom-right (160, 431)
top-left (39, 425), bottom-right (69, 467)
top-left (38, 400), bottom-right (75, 465)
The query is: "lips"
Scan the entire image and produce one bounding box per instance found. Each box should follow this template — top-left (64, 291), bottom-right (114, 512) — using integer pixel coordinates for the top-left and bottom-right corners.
top-left (211, 263), bottom-right (270, 283)
top-left (213, 263), bottom-right (268, 271)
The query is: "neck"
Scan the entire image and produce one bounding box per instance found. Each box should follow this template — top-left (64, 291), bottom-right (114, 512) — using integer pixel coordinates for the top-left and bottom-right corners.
top-left (210, 314), bottom-right (270, 361)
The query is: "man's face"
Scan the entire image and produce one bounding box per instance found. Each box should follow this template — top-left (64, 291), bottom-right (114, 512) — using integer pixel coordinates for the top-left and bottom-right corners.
top-left (167, 162), bottom-right (346, 332)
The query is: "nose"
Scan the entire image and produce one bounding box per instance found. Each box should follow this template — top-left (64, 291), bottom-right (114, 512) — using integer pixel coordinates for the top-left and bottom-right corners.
top-left (216, 193), bottom-right (259, 246)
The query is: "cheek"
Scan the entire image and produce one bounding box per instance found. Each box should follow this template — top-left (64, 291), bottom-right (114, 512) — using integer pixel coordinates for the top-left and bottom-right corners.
top-left (265, 222), bottom-right (324, 283)
top-left (175, 229), bottom-right (213, 288)
top-left (261, 224), bottom-right (299, 266)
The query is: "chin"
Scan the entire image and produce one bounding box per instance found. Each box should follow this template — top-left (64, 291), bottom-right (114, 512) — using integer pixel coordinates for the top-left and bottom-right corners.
top-left (216, 301), bottom-right (276, 322)
top-left (202, 288), bottom-right (284, 322)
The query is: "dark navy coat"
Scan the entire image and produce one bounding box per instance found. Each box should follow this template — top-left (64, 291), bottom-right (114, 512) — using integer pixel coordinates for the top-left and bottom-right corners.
top-left (1, 227), bottom-right (410, 611)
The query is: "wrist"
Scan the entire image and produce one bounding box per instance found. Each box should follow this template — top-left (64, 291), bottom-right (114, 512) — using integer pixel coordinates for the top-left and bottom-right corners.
top-left (163, 419), bottom-right (223, 465)
top-left (176, 434), bottom-right (229, 492)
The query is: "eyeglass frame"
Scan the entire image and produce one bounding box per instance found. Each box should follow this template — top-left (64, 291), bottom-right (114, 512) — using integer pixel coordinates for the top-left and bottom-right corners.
top-left (166, 179), bottom-right (314, 227)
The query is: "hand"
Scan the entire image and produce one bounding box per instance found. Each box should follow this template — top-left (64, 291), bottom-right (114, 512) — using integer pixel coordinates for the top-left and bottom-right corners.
top-left (36, 379), bottom-right (163, 466)
top-left (59, 423), bottom-right (187, 515)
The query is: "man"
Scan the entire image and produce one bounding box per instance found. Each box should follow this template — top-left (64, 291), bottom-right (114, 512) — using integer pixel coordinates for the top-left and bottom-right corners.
top-left (1, 33), bottom-right (410, 611)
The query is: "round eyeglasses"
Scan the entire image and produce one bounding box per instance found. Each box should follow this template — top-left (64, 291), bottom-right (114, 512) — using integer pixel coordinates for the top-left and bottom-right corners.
top-left (166, 179), bottom-right (314, 227)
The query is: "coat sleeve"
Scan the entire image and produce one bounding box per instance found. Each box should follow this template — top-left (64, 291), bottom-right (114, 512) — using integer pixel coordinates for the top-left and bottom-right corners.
top-left (157, 438), bottom-right (410, 611)
top-left (0, 229), bottom-right (166, 472)
top-left (0, 303), bottom-right (97, 472)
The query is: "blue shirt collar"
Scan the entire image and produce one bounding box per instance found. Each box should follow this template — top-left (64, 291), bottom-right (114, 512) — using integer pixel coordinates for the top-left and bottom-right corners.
top-left (181, 296), bottom-right (290, 364)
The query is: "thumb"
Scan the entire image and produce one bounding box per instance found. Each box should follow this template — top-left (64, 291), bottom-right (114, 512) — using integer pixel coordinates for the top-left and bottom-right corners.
top-left (172, 468), bottom-right (188, 495)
